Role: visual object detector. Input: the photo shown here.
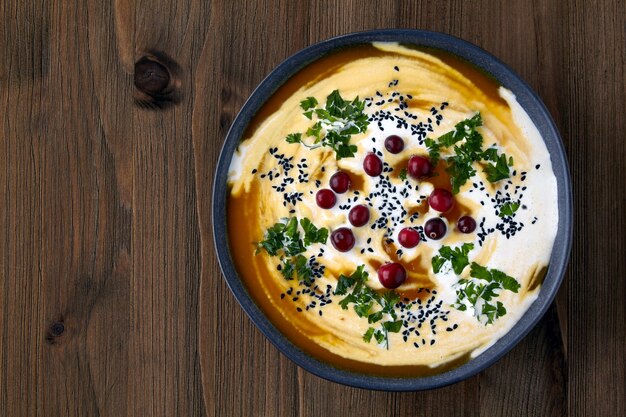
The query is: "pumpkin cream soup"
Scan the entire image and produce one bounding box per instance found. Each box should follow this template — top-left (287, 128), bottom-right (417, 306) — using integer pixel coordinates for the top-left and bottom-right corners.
top-left (227, 43), bottom-right (558, 376)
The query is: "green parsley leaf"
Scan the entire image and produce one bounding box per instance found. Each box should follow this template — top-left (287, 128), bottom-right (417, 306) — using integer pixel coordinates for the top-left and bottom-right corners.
top-left (469, 262), bottom-right (520, 292)
top-left (257, 222), bottom-right (287, 256)
top-left (446, 155), bottom-right (477, 194)
top-left (334, 265), bottom-right (403, 349)
top-left (300, 218), bottom-right (329, 246)
top-left (285, 90), bottom-right (369, 160)
top-left (425, 113), bottom-right (514, 193)
top-left (306, 122), bottom-right (323, 142)
top-left (478, 265), bottom-right (521, 293)
top-left (468, 262), bottom-right (490, 280)
top-left (425, 138), bottom-right (442, 165)
top-left (299, 96), bottom-right (318, 111)
top-left (354, 301), bottom-right (374, 318)
top-left (284, 219), bottom-right (305, 256)
top-left (279, 259), bottom-right (295, 280)
top-left (481, 300), bottom-right (507, 324)
top-left (294, 254), bottom-right (312, 283)
top-left (484, 153), bottom-right (511, 182)
top-left (499, 201), bottom-right (520, 217)
top-left (257, 217), bottom-right (326, 283)
top-left (338, 294), bottom-right (357, 310)
top-left (452, 262), bottom-right (520, 324)
top-left (367, 311), bottom-right (383, 324)
top-left (432, 243), bottom-right (474, 275)
top-left (399, 168), bottom-right (407, 181)
top-left (334, 265), bottom-right (368, 296)
top-left (285, 133), bottom-right (302, 144)
top-left (382, 320), bottom-right (403, 333)
top-left (324, 130), bottom-right (358, 160)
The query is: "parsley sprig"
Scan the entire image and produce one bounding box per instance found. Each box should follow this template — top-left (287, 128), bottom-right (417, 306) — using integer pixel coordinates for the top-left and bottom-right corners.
top-left (285, 90), bottom-right (369, 160)
top-left (499, 201), bottom-right (520, 217)
top-left (257, 217), bottom-right (328, 282)
top-left (425, 113), bottom-right (514, 193)
top-left (333, 265), bottom-right (402, 348)
top-left (431, 244), bottom-right (520, 324)
top-left (454, 263), bottom-right (520, 324)
top-left (432, 243), bottom-right (474, 275)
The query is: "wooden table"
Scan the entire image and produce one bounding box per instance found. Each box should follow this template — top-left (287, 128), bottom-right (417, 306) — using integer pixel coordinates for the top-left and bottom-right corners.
top-left (1, 0), bottom-right (624, 416)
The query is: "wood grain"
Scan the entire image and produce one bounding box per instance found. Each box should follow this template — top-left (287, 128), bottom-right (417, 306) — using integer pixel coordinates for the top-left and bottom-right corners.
top-left (1, 0), bottom-right (624, 416)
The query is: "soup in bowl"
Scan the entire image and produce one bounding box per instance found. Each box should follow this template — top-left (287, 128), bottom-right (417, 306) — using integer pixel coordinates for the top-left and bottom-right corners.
top-left (213, 30), bottom-right (571, 391)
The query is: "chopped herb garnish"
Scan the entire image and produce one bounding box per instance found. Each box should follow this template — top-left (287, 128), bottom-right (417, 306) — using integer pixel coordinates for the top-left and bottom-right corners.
top-left (334, 265), bottom-right (402, 349)
top-left (431, 245), bottom-right (520, 324)
top-left (469, 262), bottom-right (521, 293)
top-left (499, 201), bottom-right (520, 217)
top-left (432, 243), bottom-right (474, 275)
top-left (299, 96), bottom-right (318, 112)
top-left (399, 168), bottom-right (407, 181)
top-left (300, 217), bottom-right (329, 246)
top-left (484, 153), bottom-right (514, 183)
top-left (454, 262), bottom-right (520, 324)
top-left (285, 90), bottom-right (369, 160)
top-left (257, 217), bottom-right (328, 282)
top-left (285, 133), bottom-right (302, 144)
top-left (280, 254), bottom-right (311, 281)
top-left (425, 113), bottom-right (513, 193)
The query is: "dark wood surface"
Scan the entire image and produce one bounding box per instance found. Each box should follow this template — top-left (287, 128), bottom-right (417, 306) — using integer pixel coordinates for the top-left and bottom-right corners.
top-left (1, 0), bottom-right (624, 416)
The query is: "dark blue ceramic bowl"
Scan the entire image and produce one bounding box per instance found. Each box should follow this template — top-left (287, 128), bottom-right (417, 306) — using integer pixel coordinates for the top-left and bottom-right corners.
top-left (212, 30), bottom-right (572, 391)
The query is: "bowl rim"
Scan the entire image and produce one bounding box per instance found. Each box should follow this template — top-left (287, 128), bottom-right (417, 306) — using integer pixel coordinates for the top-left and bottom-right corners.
top-left (212, 29), bottom-right (573, 391)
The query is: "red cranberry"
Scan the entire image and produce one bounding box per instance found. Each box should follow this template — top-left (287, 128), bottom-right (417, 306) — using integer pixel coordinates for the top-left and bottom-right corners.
top-left (428, 188), bottom-right (454, 212)
top-left (330, 228), bottom-right (355, 252)
top-left (457, 216), bottom-right (477, 233)
top-left (398, 227), bottom-right (420, 248)
top-left (384, 135), bottom-right (404, 154)
top-left (316, 189), bottom-right (336, 209)
top-left (348, 205), bottom-right (370, 227)
top-left (377, 263), bottom-right (407, 289)
top-left (424, 218), bottom-right (447, 240)
top-left (363, 153), bottom-right (383, 177)
top-left (329, 171), bottom-right (351, 194)
top-left (407, 155), bottom-right (432, 179)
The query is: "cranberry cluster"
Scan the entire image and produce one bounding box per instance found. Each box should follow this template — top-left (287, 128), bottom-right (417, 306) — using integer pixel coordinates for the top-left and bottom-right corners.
top-left (314, 135), bottom-right (477, 288)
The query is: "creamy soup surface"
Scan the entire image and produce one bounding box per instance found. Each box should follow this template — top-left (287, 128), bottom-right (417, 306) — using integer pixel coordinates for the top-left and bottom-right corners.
top-left (227, 43), bottom-right (558, 376)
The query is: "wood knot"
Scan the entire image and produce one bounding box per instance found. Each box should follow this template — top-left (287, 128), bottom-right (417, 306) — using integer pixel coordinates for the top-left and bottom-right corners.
top-left (50, 322), bottom-right (65, 336)
top-left (135, 58), bottom-right (170, 94)
top-left (134, 52), bottom-right (181, 109)
top-left (46, 321), bottom-right (65, 344)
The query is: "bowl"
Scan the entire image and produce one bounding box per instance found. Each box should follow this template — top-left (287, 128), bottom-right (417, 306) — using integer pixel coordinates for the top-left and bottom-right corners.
top-left (212, 29), bottom-right (572, 391)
